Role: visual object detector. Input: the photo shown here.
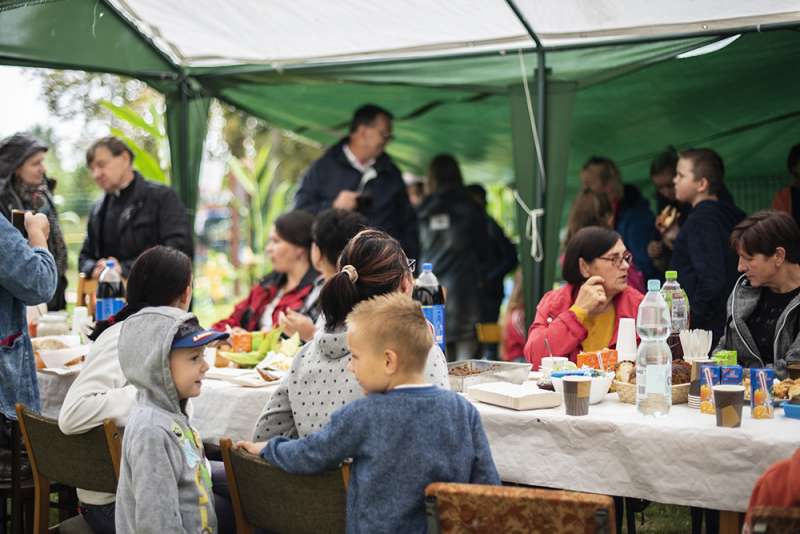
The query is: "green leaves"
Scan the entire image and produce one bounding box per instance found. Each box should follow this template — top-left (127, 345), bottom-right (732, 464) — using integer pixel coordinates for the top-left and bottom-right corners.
top-left (101, 99), bottom-right (169, 184)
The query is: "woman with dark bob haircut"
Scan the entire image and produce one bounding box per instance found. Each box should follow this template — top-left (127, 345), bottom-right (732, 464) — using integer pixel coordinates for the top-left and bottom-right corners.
top-left (213, 210), bottom-right (318, 331)
top-left (59, 245), bottom-right (195, 533)
top-left (715, 210), bottom-right (800, 376)
top-left (524, 226), bottom-right (644, 368)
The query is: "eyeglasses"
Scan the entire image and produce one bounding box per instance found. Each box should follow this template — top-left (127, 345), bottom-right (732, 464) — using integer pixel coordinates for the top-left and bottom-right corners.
top-left (595, 250), bottom-right (633, 268)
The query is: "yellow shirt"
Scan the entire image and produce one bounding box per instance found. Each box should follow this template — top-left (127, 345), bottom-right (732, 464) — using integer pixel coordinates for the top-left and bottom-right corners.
top-left (570, 305), bottom-right (616, 352)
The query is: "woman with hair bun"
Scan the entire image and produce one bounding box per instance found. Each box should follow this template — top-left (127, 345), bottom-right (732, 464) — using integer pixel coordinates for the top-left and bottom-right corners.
top-left (252, 229), bottom-right (448, 442)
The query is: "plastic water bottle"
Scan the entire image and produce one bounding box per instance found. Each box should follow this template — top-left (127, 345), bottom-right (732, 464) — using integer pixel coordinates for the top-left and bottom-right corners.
top-left (412, 263), bottom-right (446, 354)
top-left (661, 271), bottom-right (689, 333)
top-left (661, 270), bottom-right (689, 358)
top-left (96, 260), bottom-right (126, 321)
top-left (636, 279), bottom-right (672, 417)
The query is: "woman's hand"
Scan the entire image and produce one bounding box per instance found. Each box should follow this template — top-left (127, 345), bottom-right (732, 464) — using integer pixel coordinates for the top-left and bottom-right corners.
top-left (235, 440), bottom-right (266, 455)
top-left (279, 309), bottom-right (316, 342)
top-left (24, 212), bottom-right (49, 248)
top-left (574, 276), bottom-right (608, 315)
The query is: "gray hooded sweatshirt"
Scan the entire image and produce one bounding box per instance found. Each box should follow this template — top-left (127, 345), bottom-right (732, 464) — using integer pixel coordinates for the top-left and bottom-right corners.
top-left (116, 307), bottom-right (216, 534)
top-left (253, 327), bottom-right (449, 441)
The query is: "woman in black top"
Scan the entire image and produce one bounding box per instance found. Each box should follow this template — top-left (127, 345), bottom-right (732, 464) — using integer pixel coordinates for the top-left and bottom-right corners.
top-left (715, 210), bottom-right (800, 376)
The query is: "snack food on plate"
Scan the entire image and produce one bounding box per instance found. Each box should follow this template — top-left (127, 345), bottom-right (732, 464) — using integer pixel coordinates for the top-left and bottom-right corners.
top-left (772, 378), bottom-right (800, 400)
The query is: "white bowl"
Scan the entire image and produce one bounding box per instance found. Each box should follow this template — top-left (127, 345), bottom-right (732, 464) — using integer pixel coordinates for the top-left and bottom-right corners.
top-left (552, 373), bottom-right (614, 404)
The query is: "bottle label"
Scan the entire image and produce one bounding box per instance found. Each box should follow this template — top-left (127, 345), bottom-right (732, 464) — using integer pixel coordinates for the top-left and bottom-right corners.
top-left (421, 304), bottom-right (446, 354)
top-left (645, 363), bottom-right (670, 394)
top-left (96, 298), bottom-right (125, 321)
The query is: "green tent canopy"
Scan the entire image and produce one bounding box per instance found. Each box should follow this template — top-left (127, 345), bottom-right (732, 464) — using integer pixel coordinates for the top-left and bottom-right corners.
top-left (2, 0), bottom-right (799, 317)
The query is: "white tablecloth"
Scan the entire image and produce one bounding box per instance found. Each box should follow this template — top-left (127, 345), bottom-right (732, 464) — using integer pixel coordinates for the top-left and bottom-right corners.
top-left (191, 379), bottom-right (276, 443)
top-left (476, 395), bottom-right (800, 513)
top-left (36, 370), bottom-right (274, 443)
top-left (38, 369), bottom-right (800, 513)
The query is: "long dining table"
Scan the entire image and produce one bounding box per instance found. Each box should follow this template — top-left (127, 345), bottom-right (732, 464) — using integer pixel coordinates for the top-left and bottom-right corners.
top-left (38, 369), bottom-right (798, 533)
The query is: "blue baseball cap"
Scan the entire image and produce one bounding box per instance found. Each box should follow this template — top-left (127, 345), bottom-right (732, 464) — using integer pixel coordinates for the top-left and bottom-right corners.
top-left (171, 317), bottom-right (229, 349)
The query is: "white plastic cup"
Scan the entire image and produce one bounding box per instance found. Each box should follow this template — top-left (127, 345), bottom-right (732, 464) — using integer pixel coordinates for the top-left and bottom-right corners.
top-left (72, 306), bottom-right (89, 333)
top-left (617, 318), bottom-right (637, 361)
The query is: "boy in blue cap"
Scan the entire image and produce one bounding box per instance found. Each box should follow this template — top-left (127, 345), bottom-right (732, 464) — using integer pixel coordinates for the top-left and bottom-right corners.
top-left (115, 307), bottom-right (228, 534)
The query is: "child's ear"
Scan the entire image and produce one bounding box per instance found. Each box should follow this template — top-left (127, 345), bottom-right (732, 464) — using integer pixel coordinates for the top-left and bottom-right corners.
top-left (384, 349), bottom-right (400, 375)
top-left (696, 176), bottom-right (710, 195)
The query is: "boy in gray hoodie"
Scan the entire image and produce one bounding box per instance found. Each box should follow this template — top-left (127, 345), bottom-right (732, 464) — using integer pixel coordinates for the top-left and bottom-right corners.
top-left (116, 306), bottom-right (228, 534)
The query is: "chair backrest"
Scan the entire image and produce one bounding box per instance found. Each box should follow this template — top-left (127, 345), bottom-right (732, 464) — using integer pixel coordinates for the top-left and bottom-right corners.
top-left (220, 438), bottom-right (348, 534)
top-left (16, 404), bottom-right (121, 494)
top-left (76, 274), bottom-right (97, 317)
top-left (475, 323), bottom-right (502, 344)
top-left (751, 506), bottom-right (800, 534)
top-left (425, 482), bottom-right (616, 534)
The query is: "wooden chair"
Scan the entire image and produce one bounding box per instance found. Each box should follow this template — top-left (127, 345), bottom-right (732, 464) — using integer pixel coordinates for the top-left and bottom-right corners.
top-left (751, 506), bottom-right (800, 534)
top-left (15, 404), bottom-right (122, 534)
top-left (75, 274), bottom-right (97, 318)
top-left (0, 417), bottom-right (35, 534)
top-left (220, 438), bottom-right (349, 534)
top-left (425, 482), bottom-right (616, 534)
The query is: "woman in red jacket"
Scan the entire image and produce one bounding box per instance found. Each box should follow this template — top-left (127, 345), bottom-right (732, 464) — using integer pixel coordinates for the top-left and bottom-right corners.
top-left (213, 210), bottom-right (318, 332)
top-left (524, 226), bottom-right (644, 369)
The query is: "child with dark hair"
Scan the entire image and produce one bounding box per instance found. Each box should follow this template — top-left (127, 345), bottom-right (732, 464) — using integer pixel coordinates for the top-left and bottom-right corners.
top-left (279, 208), bottom-right (366, 341)
top-left (238, 293), bottom-right (499, 533)
top-left (59, 245), bottom-right (194, 533)
top-left (671, 148), bottom-right (745, 345)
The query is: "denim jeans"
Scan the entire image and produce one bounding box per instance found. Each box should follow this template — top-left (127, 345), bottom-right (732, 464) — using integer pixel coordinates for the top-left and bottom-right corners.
top-left (80, 502), bottom-right (116, 534)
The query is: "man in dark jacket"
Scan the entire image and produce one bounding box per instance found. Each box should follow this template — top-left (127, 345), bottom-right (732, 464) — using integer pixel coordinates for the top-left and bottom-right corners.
top-left (466, 184), bottom-right (518, 359)
top-left (293, 104), bottom-right (419, 259)
top-left (79, 136), bottom-right (194, 279)
top-left (581, 156), bottom-right (658, 281)
top-left (671, 148), bottom-right (745, 346)
top-left (418, 155), bottom-right (490, 361)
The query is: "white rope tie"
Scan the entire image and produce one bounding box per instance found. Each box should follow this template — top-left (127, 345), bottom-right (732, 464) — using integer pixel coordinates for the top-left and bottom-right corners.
top-left (513, 189), bottom-right (544, 263)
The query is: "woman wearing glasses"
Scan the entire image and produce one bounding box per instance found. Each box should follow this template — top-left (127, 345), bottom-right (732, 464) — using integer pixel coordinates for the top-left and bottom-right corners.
top-left (524, 226), bottom-right (644, 368)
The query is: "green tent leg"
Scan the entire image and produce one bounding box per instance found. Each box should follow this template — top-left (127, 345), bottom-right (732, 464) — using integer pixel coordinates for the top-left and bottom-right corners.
top-left (510, 80), bottom-right (577, 324)
top-left (165, 80), bottom-right (211, 226)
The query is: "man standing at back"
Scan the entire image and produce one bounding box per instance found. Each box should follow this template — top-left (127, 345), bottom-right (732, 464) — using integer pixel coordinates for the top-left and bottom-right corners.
top-left (294, 105), bottom-right (419, 259)
top-left (79, 136), bottom-right (194, 280)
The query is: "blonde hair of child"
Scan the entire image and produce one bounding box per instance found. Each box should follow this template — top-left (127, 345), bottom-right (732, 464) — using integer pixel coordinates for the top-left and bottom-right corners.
top-left (346, 292), bottom-right (433, 372)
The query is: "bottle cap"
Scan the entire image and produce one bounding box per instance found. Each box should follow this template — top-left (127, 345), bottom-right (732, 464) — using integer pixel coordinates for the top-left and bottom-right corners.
top-left (647, 279), bottom-right (661, 292)
top-left (665, 270), bottom-right (678, 280)
top-left (422, 262), bottom-right (433, 271)
top-left (105, 260), bottom-right (116, 269)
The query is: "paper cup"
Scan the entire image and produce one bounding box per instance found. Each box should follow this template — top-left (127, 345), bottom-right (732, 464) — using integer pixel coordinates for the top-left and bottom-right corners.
top-left (713, 385), bottom-right (745, 428)
top-left (563, 376), bottom-right (591, 416)
top-left (617, 318), bottom-right (637, 361)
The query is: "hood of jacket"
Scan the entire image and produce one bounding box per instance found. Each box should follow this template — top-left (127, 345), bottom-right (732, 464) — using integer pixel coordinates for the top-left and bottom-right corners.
top-left (0, 133), bottom-right (48, 191)
top-left (314, 327), bottom-right (350, 361)
top-left (118, 306), bottom-right (195, 414)
top-left (692, 198), bottom-right (746, 229)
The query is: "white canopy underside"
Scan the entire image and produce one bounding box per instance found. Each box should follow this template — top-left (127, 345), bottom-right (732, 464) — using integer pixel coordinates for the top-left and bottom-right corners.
top-left (111, 0), bottom-right (800, 68)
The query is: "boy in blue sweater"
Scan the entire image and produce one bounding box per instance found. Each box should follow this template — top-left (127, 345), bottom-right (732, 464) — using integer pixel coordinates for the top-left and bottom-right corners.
top-left (237, 292), bottom-right (500, 532)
